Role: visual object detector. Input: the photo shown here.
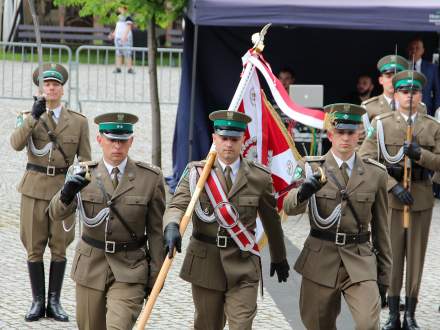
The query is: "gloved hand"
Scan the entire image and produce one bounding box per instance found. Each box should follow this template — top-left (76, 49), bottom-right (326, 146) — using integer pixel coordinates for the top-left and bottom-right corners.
top-left (297, 172), bottom-right (326, 203)
top-left (403, 141), bottom-right (421, 161)
top-left (31, 96), bottom-right (46, 120)
top-left (144, 286), bottom-right (152, 300)
top-left (391, 184), bottom-right (414, 206)
top-left (164, 222), bottom-right (181, 258)
top-left (60, 171), bottom-right (90, 205)
top-left (270, 259), bottom-right (290, 283)
top-left (378, 283), bottom-right (388, 309)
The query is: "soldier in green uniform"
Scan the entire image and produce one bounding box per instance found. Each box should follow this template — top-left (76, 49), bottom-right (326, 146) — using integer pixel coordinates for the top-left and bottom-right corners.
top-left (49, 112), bottom-right (165, 330)
top-left (284, 103), bottom-right (392, 330)
top-left (10, 63), bottom-right (91, 322)
top-left (163, 110), bottom-right (289, 330)
top-left (360, 70), bottom-right (440, 330)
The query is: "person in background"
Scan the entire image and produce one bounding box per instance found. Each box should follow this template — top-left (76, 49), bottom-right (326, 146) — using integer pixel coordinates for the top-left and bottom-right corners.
top-left (110, 5), bottom-right (134, 74)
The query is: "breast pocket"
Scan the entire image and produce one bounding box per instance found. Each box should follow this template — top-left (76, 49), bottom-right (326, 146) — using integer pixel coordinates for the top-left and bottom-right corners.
top-left (62, 135), bottom-right (79, 155)
top-left (315, 190), bottom-right (337, 218)
top-left (238, 195), bottom-right (259, 221)
top-left (80, 192), bottom-right (104, 217)
top-left (355, 192), bottom-right (375, 219)
top-left (418, 136), bottom-right (435, 151)
top-left (125, 195), bottom-right (149, 220)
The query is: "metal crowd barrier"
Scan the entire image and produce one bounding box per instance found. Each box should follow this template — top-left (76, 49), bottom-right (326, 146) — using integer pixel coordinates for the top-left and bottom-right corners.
top-left (75, 45), bottom-right (183, 111)
top-left (0, 41), bottom-right (72, 105)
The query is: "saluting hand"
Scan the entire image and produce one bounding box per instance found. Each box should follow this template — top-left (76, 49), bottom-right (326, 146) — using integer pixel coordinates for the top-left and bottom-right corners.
top-left (403, 141), bottom-right (422, 161)
top-left (163, 222), bottom-right (182, 258)
top-left (270, 259), bottom-right (290, 283)
top-left (31, 95), bottom-right (46, 120)
top-left (60, 171), bottom-right (90, 205)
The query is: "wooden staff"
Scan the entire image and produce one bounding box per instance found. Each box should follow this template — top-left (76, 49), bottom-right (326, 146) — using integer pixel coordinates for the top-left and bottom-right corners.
top-left (136, 150), bottom-right (216, 329)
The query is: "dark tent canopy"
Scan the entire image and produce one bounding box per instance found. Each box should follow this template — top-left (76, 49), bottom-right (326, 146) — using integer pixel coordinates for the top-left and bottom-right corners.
top-left (167, 0), bottom-right (440, 189)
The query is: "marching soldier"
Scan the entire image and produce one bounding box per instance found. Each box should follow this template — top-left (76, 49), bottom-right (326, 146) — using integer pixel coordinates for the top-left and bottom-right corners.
top-left (48, 113), bottom-right (165, 330)
top-left (359, 70), bottom-right (440, 330)
top-left (361, 55), bottom-right (426, 143)
top-left (163, 110), bottom-right (289, 330)
top-left (284, 103), bottom-right (392, 330)
top-left (10, 63), bottom-right (91, 322)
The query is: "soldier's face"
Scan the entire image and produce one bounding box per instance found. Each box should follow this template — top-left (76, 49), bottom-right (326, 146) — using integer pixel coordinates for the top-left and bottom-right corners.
top-left (395, 89), bottom-right (422, 111)
top-left (379, 72), bottom-right (394, 95)
top-left (97, 134), bottom-right (133, 166)
top-left (328, 128), bottom-right (359, 159)
top-left (212, 133), bottom-right (244, 164)
top-left (42, 80), bottom-right (63, 102)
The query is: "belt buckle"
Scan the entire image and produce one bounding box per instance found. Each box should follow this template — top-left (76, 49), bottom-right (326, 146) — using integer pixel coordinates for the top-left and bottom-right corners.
top-left (105, 241), bottom-right (116, 253)
top-left (216, 235), bottom-right (228, 248)
top-left (335, 233), bottom-right (346, 246)
top-left (47, 165), bottom-right (56, 176)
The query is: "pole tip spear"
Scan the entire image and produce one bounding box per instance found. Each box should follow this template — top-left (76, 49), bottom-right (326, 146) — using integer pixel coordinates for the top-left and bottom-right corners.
top-left (251, 23), bottom-right (271, 53)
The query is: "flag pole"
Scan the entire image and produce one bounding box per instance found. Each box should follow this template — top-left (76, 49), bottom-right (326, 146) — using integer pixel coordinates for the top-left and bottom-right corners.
top-left (135, 24), bottom-right (272, 329)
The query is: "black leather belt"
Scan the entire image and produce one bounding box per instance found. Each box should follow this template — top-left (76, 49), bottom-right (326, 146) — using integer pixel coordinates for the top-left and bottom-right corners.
top-left (310, 228), bottom-right (370, 246)
top-left (26, 163), bottom-right (69, 176)
top-left (82, 234), bottom-right (146, 253)
top-left (192, 232), bottom-right (235, 248)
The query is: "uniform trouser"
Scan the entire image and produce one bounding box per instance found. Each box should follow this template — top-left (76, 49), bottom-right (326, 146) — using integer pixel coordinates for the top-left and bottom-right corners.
top-left (75, 270), bottom-right (145, 330)
top-left (388, 208), bottom-right (432, 298)
top-left (299, 265), bottom-right (380, 330)
top-left (20, 195), bottom-right (75, 262)
top-left (192, 281), bottom-right (259, 330)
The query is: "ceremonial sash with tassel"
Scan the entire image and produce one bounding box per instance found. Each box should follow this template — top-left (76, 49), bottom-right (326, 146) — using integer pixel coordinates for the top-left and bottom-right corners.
top-left (196, 167), bottom-right (260, 256)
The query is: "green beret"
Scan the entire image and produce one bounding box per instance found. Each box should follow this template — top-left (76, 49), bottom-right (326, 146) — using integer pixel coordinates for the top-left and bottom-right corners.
top-left (392, 70), bottom-right (426, 91)
top-left (209, 110), bottom-right (251, 137)
top-left (94, 112), bottom-right (139, 140)
top-left (32, 63), bottom-right (68, 86)
top-left (377, 55), bottom-right (409, 74)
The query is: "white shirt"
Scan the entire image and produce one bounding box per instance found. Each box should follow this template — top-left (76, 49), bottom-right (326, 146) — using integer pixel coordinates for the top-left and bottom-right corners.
top-left (48, 105), bottom-right (62, 124)
top-left (218, 158), bottom-right (241, 184)
top-left (399, 111), bottom-right (417, 123)
top-left (414, 58), bottom-right (422, 73)
top-left (331, 151), bottom-right (356, 178)
top-left (383, 94), bottom-right (399, 109)
top-left (115, 15), bottom-right (133, 39)
top-left (103, 157), bottom-right (127, 183)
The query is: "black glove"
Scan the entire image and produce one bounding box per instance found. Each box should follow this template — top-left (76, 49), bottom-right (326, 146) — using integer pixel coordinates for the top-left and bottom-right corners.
top-left (60, 171), bottom-right (90, 205)
top-left (144, 286), bottom-right (152, 300)
top-left (164, 222), bottom-right (181, 258)
top-left (391, 184), bottom-right (414, 206)
top-left (270, 259), bottom-right (290, 283)
top-left (403, 141), bottom-right (421, 161)
top-left (31, 96), bottom-right (46, 120)
top-left (378, 283), bottom-right (388, 309)
top-left (297, 173), bottom-right (325, 203)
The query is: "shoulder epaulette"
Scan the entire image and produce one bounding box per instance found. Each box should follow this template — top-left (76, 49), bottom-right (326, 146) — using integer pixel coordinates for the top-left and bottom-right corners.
top-left (79, 160), bottom-right (99, 167)
top-left (420, 113), bottom-right (438, 122)
top-left (135, 161), bottom-right (161, 174)
top-left (250, 160), bottom-right (271, 174)
top-left (67, 109), bottom-right (86, 118)
top-left (364, 158), bottom-right (386, 171)
top-left (376, 112), bottom-right (394, 121)
top-left (361, 96), bottom-right (379, 106)
top-left (189, 160), bottom-right (207, 168)
top-left (304, 155), bottom-right (325, 162)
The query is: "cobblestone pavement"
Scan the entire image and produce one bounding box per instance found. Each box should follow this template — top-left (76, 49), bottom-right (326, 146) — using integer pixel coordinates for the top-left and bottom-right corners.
top-left (1, 67), bottom-right (440, 328)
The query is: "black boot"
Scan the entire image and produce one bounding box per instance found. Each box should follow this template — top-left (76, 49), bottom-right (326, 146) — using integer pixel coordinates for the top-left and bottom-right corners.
top-left (25, 261), bottom-right (45, 321)
top-left (46, 260), bottom-right (69, 322)
top-left (402, 297), bottom-right (420, 330)
top-left (382, 296), bottom-right (401, 330)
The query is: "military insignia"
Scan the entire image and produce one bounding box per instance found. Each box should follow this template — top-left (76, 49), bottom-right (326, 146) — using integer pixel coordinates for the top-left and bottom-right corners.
top-left (15, 113), bottom-right (24, 128)
top-left (343, 104), bottom-right (350, 111)
top-left (343, 114), bottom-right (349, 119)
top-left (293, 166), bottom-right (303, 179)
top-left (50, 63), bottom-right (56, 69)
top-left (391, 55), bottom-right (396, 62)
top-left (367, 125), bottom-right (375, 139)
top-left (176, 165), bottom-right (189, 190)
top-left (117, 113), bottom-right (124, 121)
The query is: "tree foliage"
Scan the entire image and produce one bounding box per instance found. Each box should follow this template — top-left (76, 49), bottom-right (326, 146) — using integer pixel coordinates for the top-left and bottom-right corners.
top-left (53, 0), bottom-right (187, 29)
